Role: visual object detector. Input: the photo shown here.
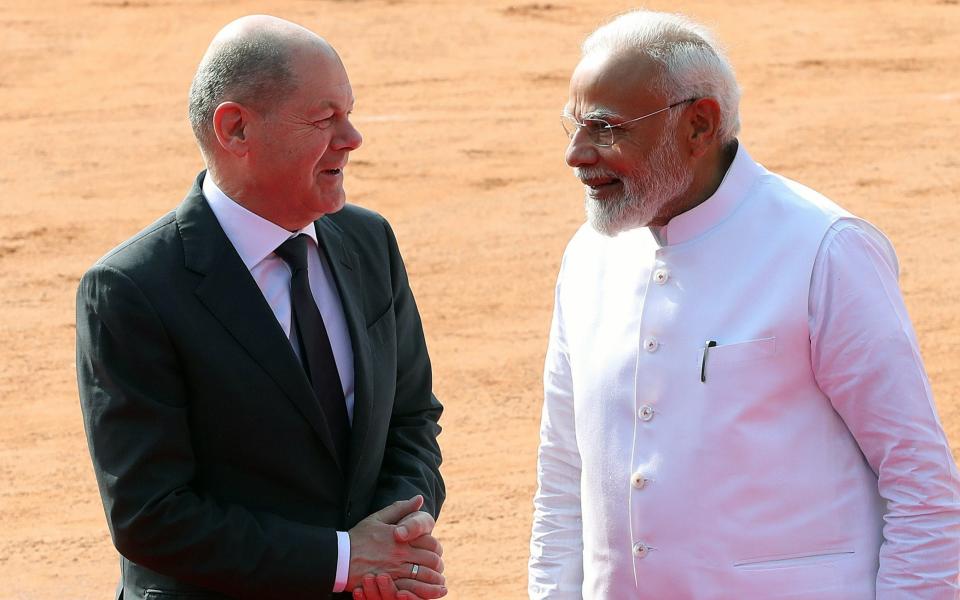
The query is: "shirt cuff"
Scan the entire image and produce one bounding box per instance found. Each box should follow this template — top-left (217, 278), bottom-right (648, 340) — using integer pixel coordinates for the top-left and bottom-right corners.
top-left (332, 530), bottom-right (350, 593)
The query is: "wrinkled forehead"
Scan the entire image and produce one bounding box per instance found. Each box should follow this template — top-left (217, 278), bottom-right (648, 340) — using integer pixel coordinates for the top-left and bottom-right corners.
top-left (565, 50), bottom-right (664, 119)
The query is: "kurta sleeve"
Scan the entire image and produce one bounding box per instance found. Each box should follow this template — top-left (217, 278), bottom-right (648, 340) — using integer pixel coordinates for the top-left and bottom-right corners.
top-left (809, 219), bottom-right (960, 598)
top-left (529, 271), bottom-right (585, 599)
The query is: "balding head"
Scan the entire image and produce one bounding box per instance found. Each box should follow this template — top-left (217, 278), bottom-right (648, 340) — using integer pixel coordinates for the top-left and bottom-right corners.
top-left (187, 15), bottom-right (338, 156)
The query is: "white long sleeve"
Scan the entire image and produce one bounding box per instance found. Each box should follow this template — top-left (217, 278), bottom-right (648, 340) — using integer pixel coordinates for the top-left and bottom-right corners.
top-left (529, 275), bottom-right (585, 600)
top-left (810, 220), bottom-right (960, 598)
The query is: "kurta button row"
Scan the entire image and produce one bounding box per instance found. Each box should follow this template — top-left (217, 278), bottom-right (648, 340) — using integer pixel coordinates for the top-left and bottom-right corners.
top-left (643, 337), bottom-right (659, 352)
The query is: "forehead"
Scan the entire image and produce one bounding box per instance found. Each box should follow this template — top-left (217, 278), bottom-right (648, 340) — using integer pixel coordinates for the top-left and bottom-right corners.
top-left (288, 45), bottom-right (355, 111)
top-left (566, 50), bottom-right (662, 117)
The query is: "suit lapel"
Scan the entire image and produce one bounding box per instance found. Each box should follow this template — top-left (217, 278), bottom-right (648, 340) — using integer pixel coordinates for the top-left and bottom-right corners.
top-left (176, 173), bottom-right (343, 468)
top-left (314, 217), bottom-right (374, 487)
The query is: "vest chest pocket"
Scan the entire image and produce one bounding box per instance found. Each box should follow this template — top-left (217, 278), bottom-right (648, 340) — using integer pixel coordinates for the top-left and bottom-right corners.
top-left (701, 336), bottom-right (777, 382)
top-left (709, 336), bottom-right (777, 366)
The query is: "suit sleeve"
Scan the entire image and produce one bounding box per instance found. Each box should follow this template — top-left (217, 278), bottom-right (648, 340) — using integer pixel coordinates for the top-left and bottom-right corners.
top-left (369, 220), bottom-right (445, 518)
top-left (76, 263), bottom-right (339, 599)
top-left (809, 220), bottom-right (960, 598)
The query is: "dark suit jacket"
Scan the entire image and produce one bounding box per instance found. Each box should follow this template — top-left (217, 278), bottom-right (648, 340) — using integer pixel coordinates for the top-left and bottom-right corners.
top-left (76, 172), bottom-right (444, 600)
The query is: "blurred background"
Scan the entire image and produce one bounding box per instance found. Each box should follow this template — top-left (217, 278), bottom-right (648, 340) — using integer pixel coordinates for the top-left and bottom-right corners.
top-left (1, 0), bottom-right (958, 597)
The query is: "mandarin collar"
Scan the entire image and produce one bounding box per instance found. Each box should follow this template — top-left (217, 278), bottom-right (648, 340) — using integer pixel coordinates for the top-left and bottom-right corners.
top-left (656, 142), bottom-right (765, 247)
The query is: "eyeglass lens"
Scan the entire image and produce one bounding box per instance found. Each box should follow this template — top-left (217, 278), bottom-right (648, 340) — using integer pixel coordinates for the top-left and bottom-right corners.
top-left (560, 116), bottom-right (615, 146)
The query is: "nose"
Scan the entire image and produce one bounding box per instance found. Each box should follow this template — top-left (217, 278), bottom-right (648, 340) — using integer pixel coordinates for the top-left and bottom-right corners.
top-left (334, 118), bottom-right (363, 151)
top-left (565, 127), bottom-right (599, 168)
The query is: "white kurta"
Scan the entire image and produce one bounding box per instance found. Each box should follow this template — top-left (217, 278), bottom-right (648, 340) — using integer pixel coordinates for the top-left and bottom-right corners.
top-left (529, 144), bottom-right (960, 599)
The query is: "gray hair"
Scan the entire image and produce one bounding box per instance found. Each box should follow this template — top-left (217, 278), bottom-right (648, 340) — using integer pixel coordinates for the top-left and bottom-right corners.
top-left (188, 30), bottom-right (297, 152)
top-left (582, 10), bottom-right (741, 144)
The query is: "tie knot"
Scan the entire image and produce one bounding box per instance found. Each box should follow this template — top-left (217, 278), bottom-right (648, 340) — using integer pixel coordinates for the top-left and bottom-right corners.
top-left (275, 234), bottom-right (310, 273)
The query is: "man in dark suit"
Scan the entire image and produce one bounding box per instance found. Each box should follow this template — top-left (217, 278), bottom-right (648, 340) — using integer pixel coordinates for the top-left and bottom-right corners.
top-left (76, 15), bottom-right (445, 600)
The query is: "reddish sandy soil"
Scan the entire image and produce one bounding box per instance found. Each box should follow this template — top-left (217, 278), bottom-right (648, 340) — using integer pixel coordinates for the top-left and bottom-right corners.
top-left (2, 1), bottom-right (959, 598)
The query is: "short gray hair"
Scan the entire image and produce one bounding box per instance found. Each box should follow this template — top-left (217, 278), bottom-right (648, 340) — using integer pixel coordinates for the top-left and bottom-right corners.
top-left (188, 31), bottom-right (297, 152)
top-left (583, 10), bottom-right (741, 144)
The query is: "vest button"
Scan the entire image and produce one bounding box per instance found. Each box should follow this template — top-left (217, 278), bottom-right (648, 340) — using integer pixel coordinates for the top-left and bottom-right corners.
top-left (653, 268), bottom-right (670, 284)
top-left (633, 542), bottom-right (649, 558)
top-left (643, 337), bottom-right (659, 352)
top-left (638, 405), bottom-right (655, 421)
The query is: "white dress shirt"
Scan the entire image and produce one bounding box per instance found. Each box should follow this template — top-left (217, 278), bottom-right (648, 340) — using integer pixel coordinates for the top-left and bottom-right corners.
top-left (529, 144), bottom-right (960, 598)
top-left (203, 174), bottom-right (354, 593)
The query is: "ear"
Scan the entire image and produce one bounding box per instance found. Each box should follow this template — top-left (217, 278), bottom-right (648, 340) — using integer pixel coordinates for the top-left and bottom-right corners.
top-left (685, 97), bottom-right (722, 158)
top-left (212, 101), bottom-right (253, 157)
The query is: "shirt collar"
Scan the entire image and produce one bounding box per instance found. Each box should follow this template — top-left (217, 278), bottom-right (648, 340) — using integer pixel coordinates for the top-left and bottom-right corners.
top-left (656, 142), bottom-right (765, 246)
top-left (202, 173), bottom-right (319, 269)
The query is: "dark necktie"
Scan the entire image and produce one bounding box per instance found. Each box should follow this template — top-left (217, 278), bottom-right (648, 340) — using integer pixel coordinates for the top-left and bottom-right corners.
top-left (274, 234), bottom-right (350, 464)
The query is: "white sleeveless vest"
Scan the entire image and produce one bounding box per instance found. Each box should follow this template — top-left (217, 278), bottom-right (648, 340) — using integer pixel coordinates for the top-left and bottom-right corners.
top-left (556, 149), bottom-right (887, 599)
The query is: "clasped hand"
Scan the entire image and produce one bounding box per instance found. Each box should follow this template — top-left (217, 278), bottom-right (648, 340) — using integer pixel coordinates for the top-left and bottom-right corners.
top-left (348, 495), bottom-right (446, 599)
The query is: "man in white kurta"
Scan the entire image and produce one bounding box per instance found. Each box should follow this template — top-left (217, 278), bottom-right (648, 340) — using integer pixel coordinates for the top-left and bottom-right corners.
top-left (529, 10), bottom-right (960, 600)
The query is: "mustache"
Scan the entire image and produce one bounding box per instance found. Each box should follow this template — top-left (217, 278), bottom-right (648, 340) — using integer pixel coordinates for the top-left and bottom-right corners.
top-left (574, 167), bottom-right (619, 182)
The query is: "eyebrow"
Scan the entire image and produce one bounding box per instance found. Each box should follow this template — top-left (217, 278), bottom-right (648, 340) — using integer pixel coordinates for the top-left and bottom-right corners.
top-left (582, 107), bottom-right (622, 121)
top-left (311, 97), bottom-right (356, 115)
top-left (563, 106), bottom-right (623, 121)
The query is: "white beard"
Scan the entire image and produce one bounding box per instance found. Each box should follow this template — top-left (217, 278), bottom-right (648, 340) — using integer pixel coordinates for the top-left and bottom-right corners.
top-left (579, 123), bottom-right (693, 237)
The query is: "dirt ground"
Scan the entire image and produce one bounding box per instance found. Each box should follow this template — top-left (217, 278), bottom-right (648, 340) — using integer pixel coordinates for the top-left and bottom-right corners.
top-left (2, 0), bottom-right (959, 598)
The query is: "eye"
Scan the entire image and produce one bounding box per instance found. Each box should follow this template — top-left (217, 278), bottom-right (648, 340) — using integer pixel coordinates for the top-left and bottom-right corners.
top-left (312, 116), bottom-right (334, 129)
top-left (583, 119), bottom-right (611, 134)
